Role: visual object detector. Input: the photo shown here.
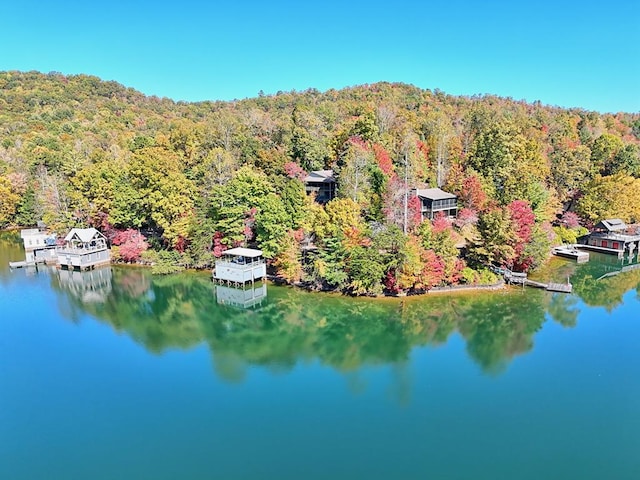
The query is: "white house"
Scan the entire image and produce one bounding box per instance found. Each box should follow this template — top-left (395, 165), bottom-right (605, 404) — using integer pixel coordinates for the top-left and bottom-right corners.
top-left (57, 228), bottom-right (110, 270)
top-left (213, 247), bottom-right (266, 284)
top-left (20, 228), bottom-right (57, 264)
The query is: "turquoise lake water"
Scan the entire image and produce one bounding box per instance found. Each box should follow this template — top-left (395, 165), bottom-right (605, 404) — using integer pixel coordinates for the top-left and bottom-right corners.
top-left (1, 232), bottom-right (639, 479)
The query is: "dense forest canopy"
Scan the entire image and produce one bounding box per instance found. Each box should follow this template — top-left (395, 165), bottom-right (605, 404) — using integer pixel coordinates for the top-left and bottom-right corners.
top-left (1, 70), bottom-right (639, 293)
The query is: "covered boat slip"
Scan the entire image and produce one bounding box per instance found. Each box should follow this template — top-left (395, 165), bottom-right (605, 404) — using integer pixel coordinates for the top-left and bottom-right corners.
top-left (213, 247), bottom-right (266, 285)
top-left (578, 219), bottom-right (640, 259)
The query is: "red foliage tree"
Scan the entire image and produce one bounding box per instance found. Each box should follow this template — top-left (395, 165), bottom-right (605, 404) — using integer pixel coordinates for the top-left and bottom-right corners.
top-left (174, 236), bottom-right (188, 253)
top-left (508, 200), bottom-right (536, 270)
top-left (408, 195), bottom-right (423, 229)
top-left (421, 249), bottom-right (445, 288)
top-left (508, 200), bottom-right (535, 244)
top-left (382, 177), bottom-right (423, 232)
top-left (373, 143), bottom-right (394, 176)
top-left (453, 207), bottom-right (479, 228)
top-left (559, 211), bottom-right (581, 229)
top-left (212, 231), bottom-right (225, 257)
top-left (284, 161), bottom-right (307, 181)
top-left (112, 229), bottom-right (149, 263)
top-left (460, 175), bottom-right (488, 211)
top-left (384, 269), bottom-right (400, 294)
top-left (432, 211), bottom-right (452, 233)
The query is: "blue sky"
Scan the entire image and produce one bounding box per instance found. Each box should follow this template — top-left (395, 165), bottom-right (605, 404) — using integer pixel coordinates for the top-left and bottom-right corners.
top-left (2, 0), bottom-right (638, 112)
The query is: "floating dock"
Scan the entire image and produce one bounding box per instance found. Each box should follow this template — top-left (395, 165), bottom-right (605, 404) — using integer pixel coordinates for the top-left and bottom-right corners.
top-left (575, 244), bottom-right (624, 258)
top-left (553, 245), bottom-right (589, 263)
top-left (9, 260), bottom-right (32, 269)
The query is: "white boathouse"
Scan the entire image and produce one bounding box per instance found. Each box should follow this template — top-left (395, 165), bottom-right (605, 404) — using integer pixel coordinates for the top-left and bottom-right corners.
top-left (57, 228), bottom-right (110, 270)
top-left (213, 247), bottom-right (266, 285)
top-left (20, 228), bottom-right (57, 264)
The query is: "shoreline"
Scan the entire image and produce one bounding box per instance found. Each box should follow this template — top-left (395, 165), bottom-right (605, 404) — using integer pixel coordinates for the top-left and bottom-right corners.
top-left (0, 227), bottom-right (536, 300)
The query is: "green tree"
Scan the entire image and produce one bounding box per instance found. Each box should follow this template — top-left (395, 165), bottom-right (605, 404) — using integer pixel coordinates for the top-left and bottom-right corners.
top-left (254, 193), bottom-right (289, 259)
top-left (347, 246), bottom-right (386, 295)
top-left (590, 133), bottom-right (623, 175)
top-left (469, 208), bottom-right (517, 267)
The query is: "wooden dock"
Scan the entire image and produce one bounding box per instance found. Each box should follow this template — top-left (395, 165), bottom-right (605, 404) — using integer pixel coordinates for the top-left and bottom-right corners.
top-left (501, 268), bottom-right (573, 293)
top-left (546, 283), bottom-right (573, 293)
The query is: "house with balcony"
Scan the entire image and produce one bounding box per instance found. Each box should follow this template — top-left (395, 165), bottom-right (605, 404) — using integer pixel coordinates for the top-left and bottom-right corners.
top-left (412, 188), bottom-right (458, 221)
top-left (304, 170), bottom-right (336, 204)
top-left (213, 247), bottom-right (266, 285)
top-left (57, 228), bottom-right (110, 270)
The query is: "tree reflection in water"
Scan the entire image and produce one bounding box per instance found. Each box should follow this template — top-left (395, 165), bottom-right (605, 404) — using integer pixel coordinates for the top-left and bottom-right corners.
top-left (45, 268), bottom-right (547, 378)
top-left (39, 236), bottom-right (640, 383)
top-left (2, 229), bottom-right (636, 391)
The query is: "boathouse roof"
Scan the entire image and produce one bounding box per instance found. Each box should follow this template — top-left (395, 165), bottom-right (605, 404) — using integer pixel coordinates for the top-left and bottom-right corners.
top-left (304, 170), bottom-right (335, 184)
top-left (221, 247), bottom-right (263, 258)
top-left (64, 228), bottom-right (105, 243)
top-left (414, 188), bottom-right (457, 200)
top-left (595, 219), bottom-right (626, 232)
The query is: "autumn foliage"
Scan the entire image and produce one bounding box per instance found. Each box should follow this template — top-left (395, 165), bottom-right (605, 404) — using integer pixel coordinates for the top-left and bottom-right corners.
top-left (112, 229), bottom-right (149, 262)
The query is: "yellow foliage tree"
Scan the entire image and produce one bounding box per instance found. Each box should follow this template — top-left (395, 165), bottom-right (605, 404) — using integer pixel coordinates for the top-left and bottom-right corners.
top-left (577, 174), bottom-right (640, 223)
top-left (0, 175), bottom-right (20, 226)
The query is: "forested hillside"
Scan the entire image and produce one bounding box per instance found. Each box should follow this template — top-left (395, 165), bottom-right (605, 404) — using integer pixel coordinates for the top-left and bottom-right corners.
top-left (1, 71), bottom-right (639, 293)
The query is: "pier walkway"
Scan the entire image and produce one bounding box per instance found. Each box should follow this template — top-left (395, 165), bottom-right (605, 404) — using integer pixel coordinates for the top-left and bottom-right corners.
top-left (495, 268), bottom-right (573, 293)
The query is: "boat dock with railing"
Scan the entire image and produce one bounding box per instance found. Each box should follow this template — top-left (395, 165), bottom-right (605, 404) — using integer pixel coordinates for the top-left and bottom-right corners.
top-left (213, 247), bottom-right (266, 285)
top-left (494, 267), bottom-right (573, 293)
top-left (57, 228), bottom-right (110, 271)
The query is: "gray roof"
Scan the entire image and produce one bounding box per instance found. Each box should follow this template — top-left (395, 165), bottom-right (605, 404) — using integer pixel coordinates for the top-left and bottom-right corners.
top-left (64, 228), bottom-right (105, 243)
top-left (595, 219), bottom-right (626, 232)
top-left (414, 188), bottom-right (457, 200)
top-left (304, 170), bottom-right (335, 183)
top-left (221, 247), bottom-right (263, 258)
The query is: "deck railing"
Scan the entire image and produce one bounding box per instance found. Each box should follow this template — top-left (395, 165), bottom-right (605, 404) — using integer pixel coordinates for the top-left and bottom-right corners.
top-left (56, 245), bottom-right (108, 255)
top-left (215, 259), bottom-right (265, 271)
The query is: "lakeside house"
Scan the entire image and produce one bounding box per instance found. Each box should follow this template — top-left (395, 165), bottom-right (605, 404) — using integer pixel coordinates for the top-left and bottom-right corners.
top-left (213, 247), bottom-right (266, 285)
top-left (57, 228), bottom-right (110, 270)
top-left (304, 170), bottom-right (336, 203)
top-left (578, 219), bottom-right (640, 257)
top-left (19, 227), bottom-right (57, 265)
top-left (412, 188), bottom-right (458, 221)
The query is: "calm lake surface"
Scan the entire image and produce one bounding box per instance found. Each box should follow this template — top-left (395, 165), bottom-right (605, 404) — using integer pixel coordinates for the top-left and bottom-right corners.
top-left (1, 231), bottom-right (639, 480)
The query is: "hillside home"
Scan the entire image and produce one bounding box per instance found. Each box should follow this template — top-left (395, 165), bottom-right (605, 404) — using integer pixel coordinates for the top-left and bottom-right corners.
top-left (412, 188), bottom-right (458, 221)
top-left (304, 170), bottom-right (336, 203)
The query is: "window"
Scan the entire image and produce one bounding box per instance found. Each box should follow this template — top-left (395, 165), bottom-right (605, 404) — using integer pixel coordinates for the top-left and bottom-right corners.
top-left (601, 240), bottom-right (608, 248)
